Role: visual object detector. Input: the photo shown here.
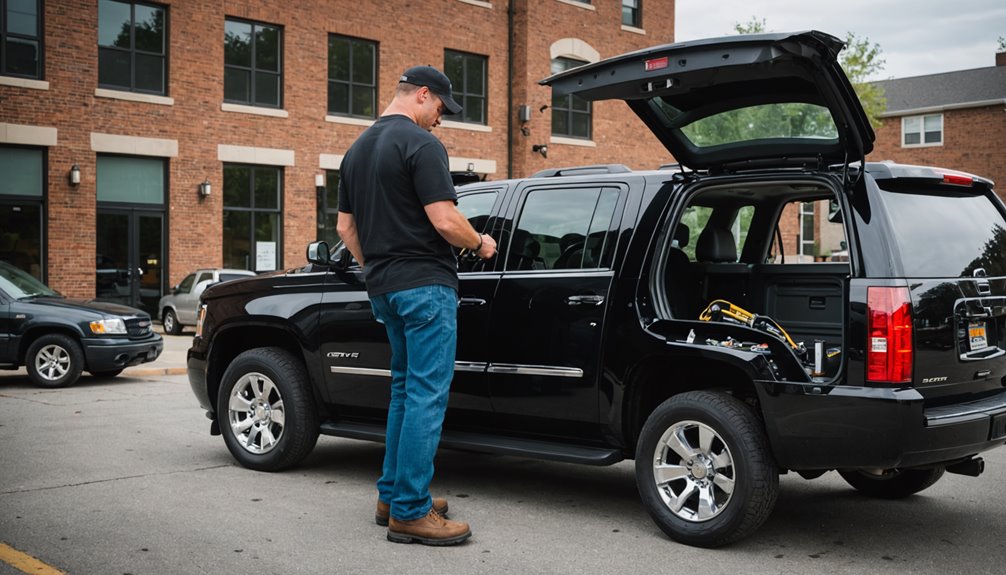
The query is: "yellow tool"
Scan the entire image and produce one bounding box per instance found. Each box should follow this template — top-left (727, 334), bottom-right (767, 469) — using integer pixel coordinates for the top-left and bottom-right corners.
top-left (698, 299), bottom-right (801, 351)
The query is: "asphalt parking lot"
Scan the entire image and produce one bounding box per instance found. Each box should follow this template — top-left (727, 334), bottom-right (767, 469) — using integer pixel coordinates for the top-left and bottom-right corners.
top-left (2, 335), bottom-right (1006, 574)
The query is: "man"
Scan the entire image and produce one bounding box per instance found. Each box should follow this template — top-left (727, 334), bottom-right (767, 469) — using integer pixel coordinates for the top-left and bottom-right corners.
top-left (336, 65), bottom-right (497, 546)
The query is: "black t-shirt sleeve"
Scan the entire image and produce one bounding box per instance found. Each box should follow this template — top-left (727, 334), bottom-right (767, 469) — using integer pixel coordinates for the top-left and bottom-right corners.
top-left (410, 141), bottom-right (457, 206)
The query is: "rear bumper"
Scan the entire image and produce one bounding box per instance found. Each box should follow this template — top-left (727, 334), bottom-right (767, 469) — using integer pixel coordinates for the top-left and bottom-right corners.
top-left (757, 382), bottom-right (1006, 470)
top-left (82, 335), bottom-right (163, 372)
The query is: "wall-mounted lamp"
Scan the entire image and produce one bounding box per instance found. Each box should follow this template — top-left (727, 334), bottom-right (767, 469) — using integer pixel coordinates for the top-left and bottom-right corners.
top-left (315, 174), bottom-right (326, 188)
top-left (69, 164), bottom-right (81, 186)
top-left (466, 162), bottom-right (475, 173)
top-left (532, 144), bottom-right (548, 159)
top-left (198, 180), bottom-right (211, 198)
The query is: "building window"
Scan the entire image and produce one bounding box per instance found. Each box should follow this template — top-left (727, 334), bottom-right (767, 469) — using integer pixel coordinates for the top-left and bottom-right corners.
top-left (444, 50), bottom-right (487, 124)
top-left (551, 57), bottom-right (591, 139)
top-left (799, 201), bottom-right (815, 260)
top-left (0, 146), bottom-right (44, 279)
top-left (98, 0), bottom-right (167, 94)
top-left (224, 18), bottom-right (282, 108)
top-left (317, 170), bottom-right (340, 246)
top-left (223, 164), bottom-right (282, 272)
top-left (902, 113), bottom-right (942, 147)
top-left (328, 35), bottom-right (376, 118)
top-left (1, 0), bottom-right (42, 79)
top-left (621, 0), bottom-right (641, 27)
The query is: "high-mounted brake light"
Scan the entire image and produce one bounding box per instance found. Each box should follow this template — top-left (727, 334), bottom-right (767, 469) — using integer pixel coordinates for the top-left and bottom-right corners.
top-left (867, 286), bottom-right (913, 384)
top-left (941, 173), bottom-right (973, 186)
top-left (645, 56), bottom-right (669, 72)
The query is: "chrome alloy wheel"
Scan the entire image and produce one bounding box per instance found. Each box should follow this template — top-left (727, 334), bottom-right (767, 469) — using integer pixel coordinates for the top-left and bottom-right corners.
top-left (227, 371), bottom-right (286, 455)
top-left (34, 343), bottom-right (71, 382)
top-left (651, 420), bottom-right (736, 522)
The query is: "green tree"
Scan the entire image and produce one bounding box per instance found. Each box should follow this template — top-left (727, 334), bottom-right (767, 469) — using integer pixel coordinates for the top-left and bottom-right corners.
top-left (841, 32), bottom-right (886, 128)
top-left (731, 19), bottom-right (886, 129)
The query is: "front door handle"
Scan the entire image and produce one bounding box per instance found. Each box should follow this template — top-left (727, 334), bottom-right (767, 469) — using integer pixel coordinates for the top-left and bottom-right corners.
top-left (566, 294), bottom-right (604, 306)
top-left (459, 297), bottom-right (487, 307)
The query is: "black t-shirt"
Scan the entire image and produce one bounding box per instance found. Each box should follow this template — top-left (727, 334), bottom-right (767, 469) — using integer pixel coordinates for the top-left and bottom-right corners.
top-left (338, 114), bottom-right (459, 297)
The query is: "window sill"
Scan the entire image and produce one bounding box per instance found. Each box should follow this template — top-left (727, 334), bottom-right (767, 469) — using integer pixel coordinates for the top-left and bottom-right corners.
top-left (222, 103), bottom-right (289, 118)
top-left (440, 120), bottom-right (492, 133)
top-left (555, 0), bottom-right (595, 9)
top-left (550, 135), bottom-right (596, 147)
top-left (456, 0), bottom-right (492, 7)
top-left (901, 141), bottom-right (944, 148)
top-left (0, 76), bottom-right (49, 90)
top-left (621, 25), bottom-right (645, 35)
top-left (325, 115), bottom-right (375, 127)
top-left (95, 88), bottom-right (174, 106)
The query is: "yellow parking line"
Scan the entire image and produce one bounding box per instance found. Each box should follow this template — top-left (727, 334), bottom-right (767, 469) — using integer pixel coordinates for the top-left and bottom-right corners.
top-left (0, 542), bottom-right (65, 575)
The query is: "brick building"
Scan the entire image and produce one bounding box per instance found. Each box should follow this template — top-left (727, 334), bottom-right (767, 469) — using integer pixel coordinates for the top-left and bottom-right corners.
top-left (869, 52), bottom-right (1006, 196)
top-left (0, 0), bottom-right (673, 315)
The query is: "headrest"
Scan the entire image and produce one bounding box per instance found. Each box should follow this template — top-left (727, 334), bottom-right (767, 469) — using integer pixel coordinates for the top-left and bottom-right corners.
top-left (695, 225), bottom-right (737, 263)
top-left (673, 223), bottom-right (690, 248)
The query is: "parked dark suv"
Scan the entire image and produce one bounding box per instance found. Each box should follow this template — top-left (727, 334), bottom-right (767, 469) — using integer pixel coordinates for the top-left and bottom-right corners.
top-left (0, 261), bottom-right (163, 387)
top-left (187, 31), bottom-right (1006, 547)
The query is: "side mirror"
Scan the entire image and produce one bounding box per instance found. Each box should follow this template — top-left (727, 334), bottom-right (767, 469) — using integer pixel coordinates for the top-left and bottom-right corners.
top-left (306, 241), bottom-right (331, 265)
top-left (828, 198), bottom-right (843, 224)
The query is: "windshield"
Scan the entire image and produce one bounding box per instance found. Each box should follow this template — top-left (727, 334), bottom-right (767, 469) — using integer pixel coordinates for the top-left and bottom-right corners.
top-left (0, 261), bottom-right (61, 299)
top-left (880, 189), bottom-right (1006, 278)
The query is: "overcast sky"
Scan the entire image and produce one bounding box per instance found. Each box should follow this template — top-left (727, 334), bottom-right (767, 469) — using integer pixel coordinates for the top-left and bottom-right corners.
top-left (674, 0), bottom-right (1006, 80)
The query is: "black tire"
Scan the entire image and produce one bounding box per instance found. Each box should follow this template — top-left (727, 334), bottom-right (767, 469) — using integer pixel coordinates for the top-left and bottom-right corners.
top-left (635, 391), bottom-right (779, 548)
top-left (25, 333), bottom-right (84, 388)
top-left (217, 347), bottom-right (320, 471)
top-left (89, 369), bottom-right (124, 378)
top-left (838, 466), bottom-right (946, 499)
top-left (163, 309), bottom-right (182, 335)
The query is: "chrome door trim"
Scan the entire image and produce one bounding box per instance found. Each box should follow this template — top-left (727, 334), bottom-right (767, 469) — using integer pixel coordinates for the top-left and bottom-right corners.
top-left (487, 363), bottom-right (584, 378)
top-left (329, 366), bottom-right (392, 377)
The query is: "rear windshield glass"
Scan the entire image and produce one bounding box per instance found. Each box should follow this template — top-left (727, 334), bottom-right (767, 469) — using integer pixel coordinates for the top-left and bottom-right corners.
top-left (650, 100), bottom-right (838, 148)
top-left (880, 189), bottom-right (1006, 277)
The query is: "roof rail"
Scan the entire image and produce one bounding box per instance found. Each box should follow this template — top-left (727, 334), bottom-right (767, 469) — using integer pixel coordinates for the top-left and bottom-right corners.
top-left (529, 164), bottom-right (632, 178)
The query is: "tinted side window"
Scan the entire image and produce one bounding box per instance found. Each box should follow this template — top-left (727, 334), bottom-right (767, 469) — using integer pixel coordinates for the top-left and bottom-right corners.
top-left (177, 273), bottom-right (196, 293)
top-left (880, 188), bottom-right (1006, 277)
top-left (456, 190), bottom-right (498, 273)
top-left (506, 187), bottom-right (619, 271)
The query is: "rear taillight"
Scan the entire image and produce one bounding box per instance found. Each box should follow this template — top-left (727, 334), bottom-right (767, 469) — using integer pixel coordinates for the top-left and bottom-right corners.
top-left (867, 286), bottom-right (913, 384)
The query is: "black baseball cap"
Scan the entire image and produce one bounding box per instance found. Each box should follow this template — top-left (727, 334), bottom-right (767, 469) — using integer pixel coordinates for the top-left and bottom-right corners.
top-left (399, 65), bottom-right (463, 115)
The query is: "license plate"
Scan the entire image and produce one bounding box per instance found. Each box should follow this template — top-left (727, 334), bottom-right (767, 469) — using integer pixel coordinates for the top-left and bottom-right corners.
top-left (969, 322), bottom-right (988, 351)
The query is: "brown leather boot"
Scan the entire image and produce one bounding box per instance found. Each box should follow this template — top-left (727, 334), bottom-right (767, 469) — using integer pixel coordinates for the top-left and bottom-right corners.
top-left (387, 508), bottom-right (471, 546)
top-left (375, 497), bottom-right (448, 526)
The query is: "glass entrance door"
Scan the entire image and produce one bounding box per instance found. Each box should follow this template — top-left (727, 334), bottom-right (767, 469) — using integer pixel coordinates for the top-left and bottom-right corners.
top-left (96, 210), bottom-right (164, 315)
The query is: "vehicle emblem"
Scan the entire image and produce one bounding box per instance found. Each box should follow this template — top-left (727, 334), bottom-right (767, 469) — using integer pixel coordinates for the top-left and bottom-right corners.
top-left (327, 351), bottom-right (360, 359)
top-left (138, 320), bottom-right (151, 328)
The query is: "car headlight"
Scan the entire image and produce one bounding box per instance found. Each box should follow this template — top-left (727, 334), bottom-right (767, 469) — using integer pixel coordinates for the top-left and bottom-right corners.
top-left (89, 318), bottom-right (127, 335)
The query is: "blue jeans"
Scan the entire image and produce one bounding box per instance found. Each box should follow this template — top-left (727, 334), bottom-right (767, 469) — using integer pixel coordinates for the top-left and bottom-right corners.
top-left (370, 284), bottom-right (457, 521)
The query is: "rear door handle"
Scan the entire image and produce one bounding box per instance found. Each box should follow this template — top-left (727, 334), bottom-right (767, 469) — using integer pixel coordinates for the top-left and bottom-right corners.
top-left (566, 294), bottom-right (605, 306)
top-left (459, 297), bottom-right (486, 307)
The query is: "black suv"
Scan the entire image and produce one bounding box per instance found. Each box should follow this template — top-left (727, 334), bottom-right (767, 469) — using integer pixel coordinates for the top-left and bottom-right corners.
top-left (0, 261), bottom-right (163, 387)
top-left (187, 31), bottom-right (1006, 547)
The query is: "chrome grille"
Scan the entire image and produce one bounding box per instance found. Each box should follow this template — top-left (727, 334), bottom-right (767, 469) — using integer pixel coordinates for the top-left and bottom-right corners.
top-left (125, 317), bottom-right (153, 338)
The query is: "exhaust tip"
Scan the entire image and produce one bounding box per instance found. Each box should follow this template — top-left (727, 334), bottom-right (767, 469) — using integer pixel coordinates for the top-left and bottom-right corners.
top-left (946, 457), bottom-right (984, 477)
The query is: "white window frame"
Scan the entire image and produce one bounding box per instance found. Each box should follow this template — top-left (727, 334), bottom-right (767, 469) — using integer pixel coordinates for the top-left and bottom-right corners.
top-left (901, 113), bottom-right (943, 148)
